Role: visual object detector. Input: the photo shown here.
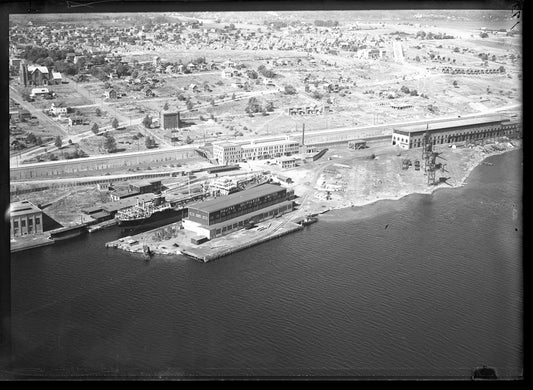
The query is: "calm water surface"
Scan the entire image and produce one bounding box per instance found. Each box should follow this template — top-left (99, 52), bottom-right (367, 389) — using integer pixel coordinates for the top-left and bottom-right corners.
top-left (9, 150), bottom-right (522, 378)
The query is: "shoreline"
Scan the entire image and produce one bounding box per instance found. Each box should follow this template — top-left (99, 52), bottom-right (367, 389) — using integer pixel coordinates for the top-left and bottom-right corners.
top-left (304, 146), bottom-right (521, 217)
top-left (105, 145), bottom-right (521, 260)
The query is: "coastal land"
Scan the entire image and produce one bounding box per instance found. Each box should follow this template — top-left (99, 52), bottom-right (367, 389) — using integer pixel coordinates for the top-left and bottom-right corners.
top-left (104, 139), bottom-right (520, 261)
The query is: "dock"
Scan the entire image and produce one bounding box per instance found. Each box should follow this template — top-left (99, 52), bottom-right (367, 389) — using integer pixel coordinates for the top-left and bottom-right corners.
top-left (105, 216), bottom-right (305, 262)
top-left (10, 234), bottom-right (55, 253)
top-left (88, 218), bottom-right (118, 233)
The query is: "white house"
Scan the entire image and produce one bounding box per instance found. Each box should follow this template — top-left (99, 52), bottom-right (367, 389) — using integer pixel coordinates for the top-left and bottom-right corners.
top-left (50, 102), bottom-right (67, 116)
top-left (30, 87), bottom-right (50, 97)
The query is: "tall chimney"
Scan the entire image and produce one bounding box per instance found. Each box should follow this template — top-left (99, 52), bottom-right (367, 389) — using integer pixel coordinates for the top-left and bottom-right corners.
top-left (301, 123), bottom-right (305, 146)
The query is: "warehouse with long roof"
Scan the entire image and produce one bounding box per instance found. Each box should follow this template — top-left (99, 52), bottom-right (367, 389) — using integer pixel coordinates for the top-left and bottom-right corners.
top-left (392, 116), bottom-right (521, 149)
top-left (182, 183), bottom-right (293, 239)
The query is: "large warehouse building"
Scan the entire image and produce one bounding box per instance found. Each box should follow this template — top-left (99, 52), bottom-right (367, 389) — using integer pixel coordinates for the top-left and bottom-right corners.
top-left (392, 116), bottom-right (521, 149)
top-left (182, 184), bottom-right (293, 239)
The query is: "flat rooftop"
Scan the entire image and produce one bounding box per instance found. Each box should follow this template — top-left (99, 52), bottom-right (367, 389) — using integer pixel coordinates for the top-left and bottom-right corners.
top-left (10, 200), bottom-right (41, 217)
top-left (188, 183), bottom-right (284, 213)
top-left (101, 193), bottom-right (155, 213)
top-left (394, 116), bottom-right (504, 134)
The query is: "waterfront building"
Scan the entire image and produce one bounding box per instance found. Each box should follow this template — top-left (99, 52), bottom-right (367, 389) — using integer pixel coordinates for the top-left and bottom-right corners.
top-left (391, 117), bottom-right (522, 149)
top-left (182, 184), bottom-right (293, 239)
top-left (213, 142), bottom-right (243, 165)
top-left (10, 200), bottom-right (43, 238)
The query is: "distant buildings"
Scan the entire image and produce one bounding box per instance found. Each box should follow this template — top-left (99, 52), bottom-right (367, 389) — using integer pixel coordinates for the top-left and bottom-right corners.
top-left (10, 200), bottom-right (44, 238)
top-left (392, 117), bottom-right (521, 149)
top-left (212, 138), bottom-right (301, 164)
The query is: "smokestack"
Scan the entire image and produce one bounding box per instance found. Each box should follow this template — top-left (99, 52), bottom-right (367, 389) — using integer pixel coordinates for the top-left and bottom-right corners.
top-left (177, 111), bottom-right (180, 129)
top-left (302, 123), bottom-right (305, 146)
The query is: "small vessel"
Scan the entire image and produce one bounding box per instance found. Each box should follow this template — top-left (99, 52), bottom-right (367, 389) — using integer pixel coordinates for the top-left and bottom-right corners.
top-left (142, 244), bottom-right (152, 259)
top-left (300, 215), bottom-right (318, 226)
top-left (472, 365), bottom-right (498, 380)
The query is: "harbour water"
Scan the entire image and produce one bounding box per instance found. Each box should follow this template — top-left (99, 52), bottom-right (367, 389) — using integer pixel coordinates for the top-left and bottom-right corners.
top-left (9, 149), bottom-right (522, 379)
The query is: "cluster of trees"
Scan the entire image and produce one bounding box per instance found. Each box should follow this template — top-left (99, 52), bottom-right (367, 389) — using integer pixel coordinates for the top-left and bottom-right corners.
top-left (26, 132), bottom-right (44, 146)
top-left (20, 45), bottom-right (89, 76)
top-left (314, 20), bottom-right (339, 27)
top-left (480, 32), bottom-right (489, 38)
top-left (283, 85), bottom-right (297, 95)
top-left (145, 136), bottom-right (157, 149)
top-left (416, 31), bottom-right (454, 40)
top-left (257, 65), bottom-right (276, 79)
top-left (244, 97), bottom-right (274, 115)
top-left (400, 86), bottom-right (418, 96)
top-left (64, 148), bottom-right (88, 159)
top-left (246, 69), bottom-right (259, 79)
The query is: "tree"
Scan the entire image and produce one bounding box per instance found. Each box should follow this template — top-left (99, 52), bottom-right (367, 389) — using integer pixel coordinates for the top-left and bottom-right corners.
top-left (400, 85), bottom-right (410, 94)
top-left (145, 136), bottom-right (156, 149)
top-left (246, 69), bottom-right (258, 79)
top-left (26, 132), bottom-right (37, 144)
top-left (163, 102), bottom-right (169, 110)
top-left (35, 136), bottom-right (43, 145)
top-left (410, 89), bottom-right (418, 96)
top-left (210, 98), bottom-right (215, 106)
top-left (111, 117), bottom-right (119, 129)
top-left (245, 97), bottom-right (261, 113)
top-left (480, 32), bottom-right (489, 38)
top-left (453, 80), bottom-right (458, 88)
top-left (284, 85), bottom-right (297, 95)
top-left (104, 134), bottom-right (117, 153)
top-left (95, 108), bottom-right (102, 117)
top-left (91, 123), bottom-right (99, 134)
top-left (265, 101), bottom-right (274, 112)
top-left (142, 114), bottom-right (152, 128)
top-left (231, 92), bottom-right (236, 100)
top-left (312, 90), bottom-right (323, 100)
top-left (54, 135), bottom-right (62, 148)
top-left (185, 135), bottom-right (193, 144)
top-left (186, 100), bottom-right (194, 110)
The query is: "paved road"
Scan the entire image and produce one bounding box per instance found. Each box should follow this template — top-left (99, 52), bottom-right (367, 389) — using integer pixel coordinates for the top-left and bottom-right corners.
top-left (9, 86), bottom-right (69, 136)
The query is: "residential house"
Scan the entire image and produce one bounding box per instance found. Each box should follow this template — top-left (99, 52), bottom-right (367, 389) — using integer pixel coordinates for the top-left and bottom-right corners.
top-left (104, 89), bottom-right (117, 99)
top-left (50, 71), bottom-right (62, 85)
top-left (49, 102), bottom-right (68, 116)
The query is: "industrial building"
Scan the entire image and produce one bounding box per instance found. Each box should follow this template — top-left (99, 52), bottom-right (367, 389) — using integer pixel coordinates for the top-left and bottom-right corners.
top-left (160, 110), bottom-right (180, 131)
top-left (391, 117), bottom-right (522, 149)
top-left (10, 200), bottom-right (43, 238)
top-left (212, 137), bottom-right (300, 164)
top-left (241, 139), bottom-right (300, 160)
top-left (182, 184), bottom-right (293, 239)
top-left (10, 146), bottom-right (197, 180)
top-left (213, 142), bottom-right (242, 165)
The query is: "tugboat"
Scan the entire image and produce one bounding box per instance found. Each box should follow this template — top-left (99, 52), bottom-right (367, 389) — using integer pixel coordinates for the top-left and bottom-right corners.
top-left (116, 193), bottom-right (182, 230)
